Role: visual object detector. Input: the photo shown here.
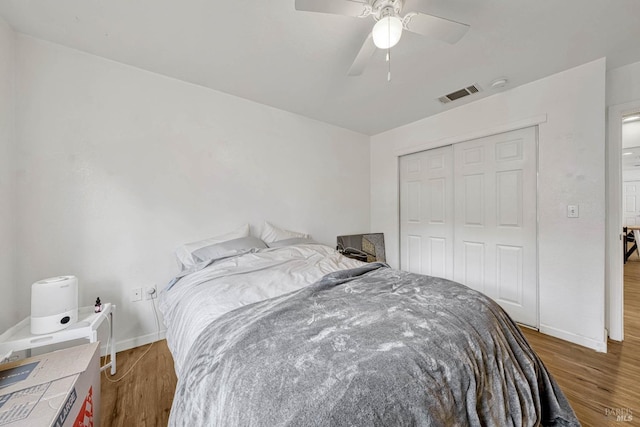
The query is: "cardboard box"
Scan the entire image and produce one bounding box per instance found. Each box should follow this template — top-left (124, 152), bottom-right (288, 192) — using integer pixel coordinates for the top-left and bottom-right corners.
top-left (0, 342), bottom-right (100, 427)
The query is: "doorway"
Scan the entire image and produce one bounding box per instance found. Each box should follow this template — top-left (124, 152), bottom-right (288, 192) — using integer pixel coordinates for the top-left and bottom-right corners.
top-left (607, 101), bottom-right (640, 341)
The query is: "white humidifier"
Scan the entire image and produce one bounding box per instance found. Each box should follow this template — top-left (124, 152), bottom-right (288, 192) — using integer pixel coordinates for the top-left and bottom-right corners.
top-left (30, 276), bottom-right (78, 335)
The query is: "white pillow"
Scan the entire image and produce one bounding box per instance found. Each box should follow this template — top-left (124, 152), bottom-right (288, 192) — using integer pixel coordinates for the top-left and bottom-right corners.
top-left (266, 237), bottom-right (318, 248)
top-left (259, 221), bottom-right (309, 243)
top-left (175, 224), bottom-right (250, 269)
top-left (192, 236), bottom-right (267, 263)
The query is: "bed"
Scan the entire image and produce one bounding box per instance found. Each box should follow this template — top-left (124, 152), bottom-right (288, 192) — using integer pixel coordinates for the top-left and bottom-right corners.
top-left (159, 226), bottom-right (579, 426)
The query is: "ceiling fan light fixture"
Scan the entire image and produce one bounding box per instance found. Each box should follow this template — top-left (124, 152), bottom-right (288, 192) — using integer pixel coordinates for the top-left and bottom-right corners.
top-left (372, 15), bottom-right (403, 49)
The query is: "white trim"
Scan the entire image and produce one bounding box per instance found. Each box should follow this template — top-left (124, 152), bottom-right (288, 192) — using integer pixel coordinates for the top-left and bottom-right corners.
top-left (394, 114), bottom-right (547, 157)
top-left (534, 125), bottom-right (541, 331)
top-left (112, 329), bottom-right (167, 353)
top-left (539, 324), bottom-right (607, 353)
top-left (607, 100), bottom-right (640, 342)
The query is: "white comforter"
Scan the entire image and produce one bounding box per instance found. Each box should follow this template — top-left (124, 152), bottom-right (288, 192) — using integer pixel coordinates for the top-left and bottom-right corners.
top-left (158, 244), bottom-right (364, 375)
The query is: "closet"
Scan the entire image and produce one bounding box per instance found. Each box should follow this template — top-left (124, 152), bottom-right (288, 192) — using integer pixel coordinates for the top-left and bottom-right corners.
top-left (400, 127), bottom-right (538, 327)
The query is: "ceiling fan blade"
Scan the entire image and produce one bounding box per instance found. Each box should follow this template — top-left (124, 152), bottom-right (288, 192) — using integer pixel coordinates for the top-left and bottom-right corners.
top-left (348, 33), bottom-right (377, 76)
top-left (403, 12), bottom-right (469, 44)
top-left (295, 0), bottom-right (370, 18)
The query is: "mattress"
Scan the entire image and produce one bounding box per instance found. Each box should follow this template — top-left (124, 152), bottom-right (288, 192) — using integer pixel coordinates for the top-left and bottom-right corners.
top-left (159, 243), bottom-right (365, 375)
top-left (160, 243), bottom-right (579, 426)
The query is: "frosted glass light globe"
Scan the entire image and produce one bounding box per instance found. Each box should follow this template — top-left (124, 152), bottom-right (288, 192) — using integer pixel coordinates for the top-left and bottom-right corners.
top-left (372, 16), bottom-right (403, 49)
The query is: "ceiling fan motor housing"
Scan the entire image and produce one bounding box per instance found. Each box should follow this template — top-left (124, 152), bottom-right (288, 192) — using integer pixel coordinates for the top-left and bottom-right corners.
top-left (371, 0), bottom-right (403, 21)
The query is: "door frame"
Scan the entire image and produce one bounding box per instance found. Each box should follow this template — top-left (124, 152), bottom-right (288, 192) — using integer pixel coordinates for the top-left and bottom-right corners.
top-left (607, 99), bottom-right (640, 341)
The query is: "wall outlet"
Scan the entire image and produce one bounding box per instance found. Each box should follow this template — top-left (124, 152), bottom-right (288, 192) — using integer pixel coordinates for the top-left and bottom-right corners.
top-left (131, 287), bottom-right (142, 302)
top-left (145, 286), bottom-right (157, 300)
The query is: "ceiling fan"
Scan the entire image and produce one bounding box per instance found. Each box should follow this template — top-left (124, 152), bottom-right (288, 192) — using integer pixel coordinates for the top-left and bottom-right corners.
top-left (295, 0), bottom-right (470, 76)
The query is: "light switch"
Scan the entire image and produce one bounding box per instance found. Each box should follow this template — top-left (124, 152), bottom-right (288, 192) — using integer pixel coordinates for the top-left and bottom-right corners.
top-left (567, 205), bottom-right (579, 218)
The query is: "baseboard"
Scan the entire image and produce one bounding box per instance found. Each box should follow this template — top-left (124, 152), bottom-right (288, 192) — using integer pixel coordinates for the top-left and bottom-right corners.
top-left (517, 322), bottom-right (539, 331)
top-left (99, 330), bottom-right (167, 356)
top-left (539, 324), bottom-right (607, 353)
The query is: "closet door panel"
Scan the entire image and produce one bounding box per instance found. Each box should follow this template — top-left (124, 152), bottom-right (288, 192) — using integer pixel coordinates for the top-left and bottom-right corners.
top-left (400, 146), bottom-right (454, 279)
top-left (462, 241), bottom-right (486, 291)
top-left (453, 127), bottom-right (538, 327)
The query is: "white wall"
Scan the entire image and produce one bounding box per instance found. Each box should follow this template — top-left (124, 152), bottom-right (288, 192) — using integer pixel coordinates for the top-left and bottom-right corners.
top-left (0, 18), bottom-right (16, 333)
top-left (623, 171), bottom-right (640, 181)
top-left (607, 61), bottom-right (640, 107)
top-left (371, 59), bottom-right (606, 351)
top-left (623, 118), bottom-right (640, 181)
top-left (14, 35), bottom-right (370, 350)
top-left (622, 120), bottom-right (640, 148)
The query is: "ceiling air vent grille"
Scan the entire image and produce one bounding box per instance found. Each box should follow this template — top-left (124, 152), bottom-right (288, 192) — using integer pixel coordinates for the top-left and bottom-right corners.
top-left (438, 84), bottom-right (482, 104)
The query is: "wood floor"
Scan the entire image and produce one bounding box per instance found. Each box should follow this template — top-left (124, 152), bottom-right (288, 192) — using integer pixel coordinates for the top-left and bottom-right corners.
top-left (100, 261), bottom-right (640, 426)
top-left (100, 340), bottom-right (176, 426)
top-left (521, 255), bottom-right (640, 426)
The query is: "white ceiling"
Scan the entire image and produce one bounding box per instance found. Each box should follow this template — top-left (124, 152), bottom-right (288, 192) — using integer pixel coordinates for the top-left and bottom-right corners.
top-left (1, 0), bottom-right (640, 135)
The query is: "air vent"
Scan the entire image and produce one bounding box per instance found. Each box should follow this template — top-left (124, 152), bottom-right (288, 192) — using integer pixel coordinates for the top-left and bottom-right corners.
top-left (438, 84), bottom-right (482, 104)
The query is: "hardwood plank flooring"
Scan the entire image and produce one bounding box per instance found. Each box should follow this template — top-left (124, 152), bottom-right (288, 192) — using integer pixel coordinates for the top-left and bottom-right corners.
top-left (101, 260), bottom-right (640, 426)
top-left (100, 340), bottom-right (176, 426)
top-left (521, 255), bottom-right (640, 426)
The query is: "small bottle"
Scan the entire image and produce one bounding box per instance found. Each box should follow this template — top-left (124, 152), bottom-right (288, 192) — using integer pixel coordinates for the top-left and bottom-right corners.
top-left (95, 297), bottom-right (102, 313)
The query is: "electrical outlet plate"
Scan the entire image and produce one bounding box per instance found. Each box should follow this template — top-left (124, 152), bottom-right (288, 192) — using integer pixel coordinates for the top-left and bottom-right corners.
top-left (145, 286), bottom-right (157, 300)
top-left (131, 287), bottom-right (142, 302)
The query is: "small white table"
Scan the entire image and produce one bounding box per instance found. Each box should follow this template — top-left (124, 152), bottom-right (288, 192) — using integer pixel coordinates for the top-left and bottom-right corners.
top-left (0, 303), bottom-right (116, 375)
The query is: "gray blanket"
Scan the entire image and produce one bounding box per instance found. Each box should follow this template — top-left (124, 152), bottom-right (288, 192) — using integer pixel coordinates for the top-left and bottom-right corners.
top-left (170, 264), bottom-right (579, 426)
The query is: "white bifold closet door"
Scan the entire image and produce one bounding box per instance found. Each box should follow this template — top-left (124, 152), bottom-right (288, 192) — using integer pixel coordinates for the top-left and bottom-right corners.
top-left (400, 127), bottom-right (538, 327)
top-left (453, 127), bottom-right (537, 327)
top-left (400, 145), bottom-right (454, 279)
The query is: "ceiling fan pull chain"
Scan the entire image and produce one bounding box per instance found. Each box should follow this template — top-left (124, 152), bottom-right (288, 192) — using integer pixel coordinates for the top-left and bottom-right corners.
top-left (387, 48), bottom-right (392, 82)
top-left (387, 18), bottom-right (392, 82)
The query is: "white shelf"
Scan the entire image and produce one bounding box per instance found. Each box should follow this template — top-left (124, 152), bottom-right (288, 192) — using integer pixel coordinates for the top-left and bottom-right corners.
top-left (0, 303), bottom-right (116, 374)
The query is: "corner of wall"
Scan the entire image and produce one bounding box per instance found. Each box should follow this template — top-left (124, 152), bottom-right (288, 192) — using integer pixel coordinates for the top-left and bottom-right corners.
top-left (0, 16), bottom-right (17, 332)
